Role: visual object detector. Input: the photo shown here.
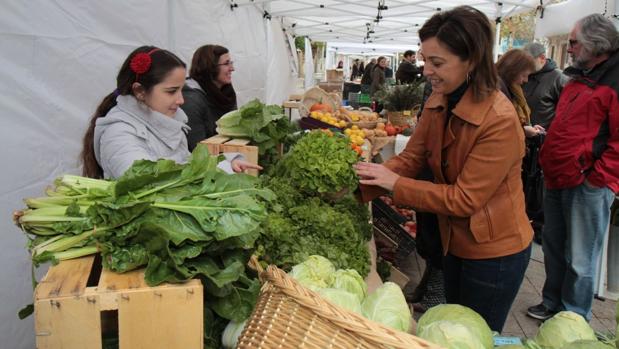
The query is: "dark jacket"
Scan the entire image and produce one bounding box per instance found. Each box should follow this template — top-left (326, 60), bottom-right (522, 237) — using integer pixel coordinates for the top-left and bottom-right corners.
top-left (522, 59), bottom-right (568, 129)
top-left (540, 50), bottom-right (619, 192)
top-left (361, 62), bottom-right (375, 85)
top-left (396, 60), bottom-right (421, 84)
top-left (181, 79), bottom-right (237, 151)
top-left (181, 83), bottom-right (215, 151)
top-left (370, 66), bottom-right (386, 96)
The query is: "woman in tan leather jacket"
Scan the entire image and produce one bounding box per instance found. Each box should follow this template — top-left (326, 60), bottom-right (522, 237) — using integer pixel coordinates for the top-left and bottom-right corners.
top-left (355, 6), bottom-right (533, 332)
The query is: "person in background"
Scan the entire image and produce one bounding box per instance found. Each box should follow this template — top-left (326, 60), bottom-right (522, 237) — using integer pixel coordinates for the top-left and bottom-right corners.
top-left (521, 42), bottom-right (569, 244)
top-left (359, 61), bottom-right (365, 76)
top-left (496, 49), bottom-right (539, 136)
top-left (337, 60), bottom-right (344, 69)
top-left (370, 56), bottom-right (387, 96)
top-left (351, 58), bottom-right (361, 81)
top-left (355, 5), bottom-right (532, 332)
top-left (384, 59), bottom-right (394, 79)
top-left (182, 45), bottom-right (237, 151)
top-left (527, 13), bottom-right (619, 322)
top-left (360, 58), bottom-right (376, 88)
top-left (522, 43), bottom-right (568, 130)
top-left (396, 50), bottom-right (422, 84)
top-left (80, 46), bottom-right (260, 179)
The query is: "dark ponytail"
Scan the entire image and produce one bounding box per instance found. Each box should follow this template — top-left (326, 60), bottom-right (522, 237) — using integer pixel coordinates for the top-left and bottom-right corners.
top-left (80, 46), bottom-right (185, 178)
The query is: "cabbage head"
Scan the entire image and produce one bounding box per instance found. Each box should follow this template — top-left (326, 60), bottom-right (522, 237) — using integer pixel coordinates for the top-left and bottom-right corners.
top-left (498, 346), bottom-right (526, 349)
top-left (361, 282), bottom-right (411, 332)
top-left (317, 288), bottom-right (362, 314)
top-left (330, 269), bottom-right (367, 302)
top-left (417, 321), bottom-right (486, 349)
top-left (417, 304), bottom-right (493, 349)
top-left (533, 311), bottom-right (596, 349)
top-left (559, 340), bottom-right (614, 349)
top-left (288, 255), bottom-right (335, 289)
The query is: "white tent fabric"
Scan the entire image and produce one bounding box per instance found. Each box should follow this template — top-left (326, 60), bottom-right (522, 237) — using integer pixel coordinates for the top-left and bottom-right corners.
top-left (304, 37), bottom-right (315, 89)
top-left (534, 0), bottom-right (618, 38)
top-left (0, 1), bottom-right (296, 347)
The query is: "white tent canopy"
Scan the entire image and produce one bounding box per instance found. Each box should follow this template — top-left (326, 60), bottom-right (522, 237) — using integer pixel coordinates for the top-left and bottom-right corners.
top-left (233, 0), bottom-right (541, 46)
top-left (0, 1), bottom-right (601, 347)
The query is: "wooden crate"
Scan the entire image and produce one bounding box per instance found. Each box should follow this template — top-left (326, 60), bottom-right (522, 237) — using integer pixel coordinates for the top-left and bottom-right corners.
top-left (201, 135), bottom-right (260, 176)
top-left (34, 255), bottom-right (203, 349)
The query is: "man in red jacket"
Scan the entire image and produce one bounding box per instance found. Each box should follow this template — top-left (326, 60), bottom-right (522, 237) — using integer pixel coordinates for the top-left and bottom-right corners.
top-left (528, 14), bottom-right (619, 321)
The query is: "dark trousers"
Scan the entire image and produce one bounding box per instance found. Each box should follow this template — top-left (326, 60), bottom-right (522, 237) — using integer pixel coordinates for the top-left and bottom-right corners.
top-left (443, 244), bottom-right (532, 332)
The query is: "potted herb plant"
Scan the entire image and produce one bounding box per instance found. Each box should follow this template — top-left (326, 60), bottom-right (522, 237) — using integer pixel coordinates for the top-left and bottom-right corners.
top-left (375, 81), bottom-right (424, 126)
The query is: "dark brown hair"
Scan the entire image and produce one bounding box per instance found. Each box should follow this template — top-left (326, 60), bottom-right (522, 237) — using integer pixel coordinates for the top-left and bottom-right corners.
top-left (496, 49), bottom-right (536, 85)
top-left (80, 46), bottom-right (186, 178)
top-left (419, 5), bottom-right (497, 102)
top-left (189, 44), bottom-right (237, 111)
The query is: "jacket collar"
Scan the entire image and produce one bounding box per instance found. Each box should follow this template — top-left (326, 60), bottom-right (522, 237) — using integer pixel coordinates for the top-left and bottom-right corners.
top-left (115, 95), bottom-right (189, 149)
top-left (424, 87), bottom-right (495, 126)
top-left (563, 49), bottom-right (619, 84)
top-left (185, 78), bottom-right (204, 93)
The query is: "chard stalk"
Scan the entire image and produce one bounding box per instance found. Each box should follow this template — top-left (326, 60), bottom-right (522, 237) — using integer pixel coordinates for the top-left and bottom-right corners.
top-left (49, 245), bottom-right (98, 261)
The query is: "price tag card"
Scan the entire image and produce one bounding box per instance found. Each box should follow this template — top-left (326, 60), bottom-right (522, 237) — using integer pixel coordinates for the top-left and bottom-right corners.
top-left (494, 336), bottom-right (523, 346)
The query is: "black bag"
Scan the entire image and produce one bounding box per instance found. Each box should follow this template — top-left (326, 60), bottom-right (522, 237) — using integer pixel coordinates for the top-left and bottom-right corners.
top-left (523, 135), bottom-right (545, 225)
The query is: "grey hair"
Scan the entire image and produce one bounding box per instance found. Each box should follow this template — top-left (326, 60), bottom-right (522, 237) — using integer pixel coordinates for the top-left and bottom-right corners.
top-left (523, 42), bottom-right (546, 58)
top-left (576, 14), bottom-right (619, 57)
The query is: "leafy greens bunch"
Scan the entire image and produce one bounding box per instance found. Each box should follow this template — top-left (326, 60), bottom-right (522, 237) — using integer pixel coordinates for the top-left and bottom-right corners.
top-left (271, 130), bottom-right (359, 196)
top-left (215, 98), bottom-right (296, 171)
top-left (15, 145), bottom-right (274, 348)
top-left (257, 131), bottom-right (371, 276)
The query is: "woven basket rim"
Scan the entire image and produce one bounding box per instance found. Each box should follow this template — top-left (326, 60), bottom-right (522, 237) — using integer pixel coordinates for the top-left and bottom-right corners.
top-left (240, 263), bottom-right (444, 349)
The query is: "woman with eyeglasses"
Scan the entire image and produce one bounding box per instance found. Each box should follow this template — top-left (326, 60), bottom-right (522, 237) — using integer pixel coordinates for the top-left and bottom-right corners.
top-left (182, 45), bottom-right (237, 150)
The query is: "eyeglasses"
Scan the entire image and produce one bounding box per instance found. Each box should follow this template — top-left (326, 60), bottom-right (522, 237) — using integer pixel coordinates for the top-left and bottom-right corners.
top-left (218, 60), bottom-right (234, 67)
top-left (568, 39), bottom-right (579, 48)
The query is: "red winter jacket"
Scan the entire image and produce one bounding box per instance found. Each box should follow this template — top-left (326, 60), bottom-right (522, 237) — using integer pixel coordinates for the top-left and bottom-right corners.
top-left (539, 49), bottom-right (619, 193)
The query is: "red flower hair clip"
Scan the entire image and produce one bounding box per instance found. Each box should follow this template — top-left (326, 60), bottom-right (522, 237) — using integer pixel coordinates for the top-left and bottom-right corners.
top-left (130, 48), bottom-right (160, 77)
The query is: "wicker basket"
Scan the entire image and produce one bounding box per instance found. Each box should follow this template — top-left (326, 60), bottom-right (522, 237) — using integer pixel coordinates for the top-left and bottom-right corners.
top-left (299, 87), bottom-right (339, 118)
top-left (237, 263), bottom-right (443, 349)
top-left (387, 105), bottom-right (421, 126)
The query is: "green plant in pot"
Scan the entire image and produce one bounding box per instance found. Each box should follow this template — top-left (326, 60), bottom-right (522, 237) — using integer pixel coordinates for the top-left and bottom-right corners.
top-left (375, 81), bottom-right (424, 127)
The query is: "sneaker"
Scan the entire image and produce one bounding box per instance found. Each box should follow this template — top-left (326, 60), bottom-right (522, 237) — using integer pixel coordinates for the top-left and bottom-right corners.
top-left (527, 303), bottom-right (556, 320)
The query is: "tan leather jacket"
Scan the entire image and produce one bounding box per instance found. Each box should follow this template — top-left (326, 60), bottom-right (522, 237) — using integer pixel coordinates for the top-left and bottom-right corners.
top-left (363, 88), bottom-right (533, 259)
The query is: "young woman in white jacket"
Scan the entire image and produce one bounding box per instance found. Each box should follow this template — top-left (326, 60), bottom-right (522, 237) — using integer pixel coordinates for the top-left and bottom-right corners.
top-left (80, 46), bottom-right (260, 179)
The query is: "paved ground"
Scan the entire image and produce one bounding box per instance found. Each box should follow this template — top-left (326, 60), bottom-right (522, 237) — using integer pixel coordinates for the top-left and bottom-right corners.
top-left (403, 243), bottom-right (617, 338)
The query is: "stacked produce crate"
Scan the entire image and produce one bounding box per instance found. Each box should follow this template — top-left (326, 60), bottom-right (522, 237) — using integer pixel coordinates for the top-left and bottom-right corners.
top-left (372, 196), bottom-right (417, 267)
top-left (34, 255), bottom-right (203, 349)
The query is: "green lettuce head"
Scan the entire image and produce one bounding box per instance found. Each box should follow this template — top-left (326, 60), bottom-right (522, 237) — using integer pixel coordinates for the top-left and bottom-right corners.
top-left (361, 282), bottom-right (411, 332)
top-left (317, 288), bottom-right (362, 314)
top-left (330, 269), bottom-right (367, 302)
top-left (417, 321), bottom-right (486, 349)
top-left (559, 340), bottom-right (614, 349)
top-left (533, 311), bottom-right (596, 349)
top-left (288, 255), bottom-right (335, 289)
top-left (417, 304), bottom-right (493, 349)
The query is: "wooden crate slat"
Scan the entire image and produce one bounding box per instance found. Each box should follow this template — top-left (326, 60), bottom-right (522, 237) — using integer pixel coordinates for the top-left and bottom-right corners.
top-left (118, 283), bottom-right (203, 349)
top-left (98, 268), bottom-right (148, 291)
top-left (34, 295), bottom-right (102, 349)
top-left (200, 135), bottom-right (230, 145)
top-left (35, 255), bottom-right (95, 299)
top-left (224, 138), bottom-right (251, 146)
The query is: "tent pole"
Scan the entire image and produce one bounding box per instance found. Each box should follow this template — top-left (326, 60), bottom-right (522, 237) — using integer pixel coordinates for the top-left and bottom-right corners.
top-left (494, 2), bottom-right (503, 61)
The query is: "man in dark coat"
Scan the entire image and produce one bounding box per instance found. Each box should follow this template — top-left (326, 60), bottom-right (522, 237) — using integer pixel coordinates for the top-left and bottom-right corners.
top-left (523, 43), bottom-right (569, 129)
top-left (521, 43), bottom-right (568, 244)
top-left (395, 50), bottom-right (422, 84)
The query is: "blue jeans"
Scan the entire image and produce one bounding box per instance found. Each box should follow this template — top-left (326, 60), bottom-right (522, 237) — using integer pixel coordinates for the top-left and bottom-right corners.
top-left (541, 183), bottom-right (615, 320)
top-left (443, 244), bottom-right (532, 332)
